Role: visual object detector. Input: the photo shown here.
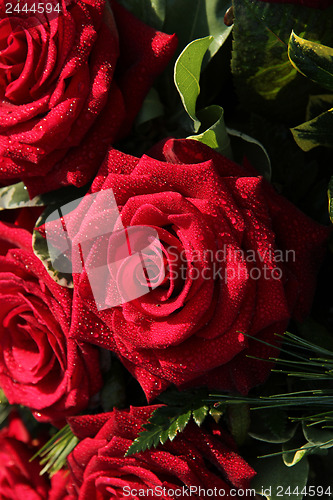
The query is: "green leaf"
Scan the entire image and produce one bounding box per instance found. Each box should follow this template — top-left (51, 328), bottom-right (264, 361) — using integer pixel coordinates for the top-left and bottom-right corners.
top-left (288, 31), bottom-right (333, 92)
top-left (250, 456), bottom-right (309, 500)
top-left (31, 425), bottom-right (78, 478)
top-left (288, 33), bottom-right (333, 150)
top-left (227, 403), bottom-right (250, 446)
top-left (328, 176), bottom-right (333, 223)
top-left (174, 36), bottom-right (213, 132)
top-left (0, 388), bottom-right (9, 426)
top-left (227, 128), bottom-right (272, 181)
top-left (249, 409), bottom-right (297, 444)
top-left (174, 37), bottom-right (232, 157)
top-left (177, 410), bottom-right (192, 431)
top-left (116, 0), bottom-right (166, 29)
top-left (135, 88), bottom-right (164, 127)
top-left (0, 182), bottom-right (45, 210)
top-left (164, 0), bottom-right (232, 61)
top-left (192, 406), bottom-right (209, 426)
top-left (282, 442), bottom-right (314, 467)
top-left (232, 0), bottom-right (333, 120)
top-left (32, 206), bottom-right (73, 288)
top-left (297, 318), bottom-right (333, 353)
top-left (188, 105), bottom-right (232, 156)
top-left (168, 419), bottom-right (179, 441)
top-left (302, 422), bottom-right (333, 449)
top-left (126, 390), bottom-right (212, 456)
top-left (125, 408), bottom-right (192, 456)
top-left (281, 426), bottom-right (333, 467)
top-left (291, 107), bottom-right (333, 151)
top-left (306, 94), bottom-right (333, 121)
top-left (209, 407), bottom-right (223, 423)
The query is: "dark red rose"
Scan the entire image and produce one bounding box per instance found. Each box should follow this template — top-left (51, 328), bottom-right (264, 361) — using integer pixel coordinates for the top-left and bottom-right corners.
top-left (0, 411), bottom-right (69, 499)
top-left (257, 0), bottom-right (330, 7)
top-left (0, 412), bottom-right (50, 499)
top-left (65, 406), bottom-right (256, 499)
top-left (0, 0), bottom-right (177, 197)
top-left (0, 220), bottom-right (102, 422)
top-left (56, 139), bottom-right (330, 401)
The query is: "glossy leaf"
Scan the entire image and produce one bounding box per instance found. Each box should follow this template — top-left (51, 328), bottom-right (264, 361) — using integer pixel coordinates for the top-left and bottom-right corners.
top-left (329, 176), bottom-right (333, 223)
top-left (283, 442), bottom-right (314, 467)
top-left (174, 36), bottom-right (213, 131)
top-left (188, 105), bottom-right (231, 156)
top-left (0, 182), bottom-right (44, 210)
top-left (306, 94), bottom-right (333, 121)
top-left (251, 456), bottom-right (309, 500)
top-left (232, 0), bottom-right (333, 120)
top-left (291, 107), bottom-right (333, 151)
top-left (288, 31), bottom-right (333, 92)
top-left (302, 423), bottom-right (333, 449)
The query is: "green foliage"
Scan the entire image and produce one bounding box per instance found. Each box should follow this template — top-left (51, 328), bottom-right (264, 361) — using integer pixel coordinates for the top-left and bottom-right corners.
top-left (329, 176), bottom-right (333, 223)
top-left (232, 0), bottom-right (333, 121)
top-left (174, 37), bottom-right (231, 156)
top-left (288, 31), bottom-right (333, 92)
top-left (188, 105), bottom-right (231, 155)
top-left (33, 206), bottom-right (73, 288)
top-left (117, 0), bottom-right (232, 60)
top-left (32, 185), bottom-right (89, 288)
top-left (250, 456), bottom-right (309, 500)
top-left (126, 389), bottom-right (210, 456)
top-left (287, 33), bottom-right (333, 151)
top-left (291, 109), bottom-right (333, 151)
top-left (31, 424), bottom-right (78, 477)
top-left (174, 36), bottom-right (213, 131)
top-left (115, 0), bottom-right (166, 29)
top-left (249, 409), bottom-right (297, 444)
top-left (227, 128), bottom-right (272, 181)
top-left (227, 403), bottom-right (250, 446)
top-left (208, 332), bottom-right (333, 470)
top-left (0, 388), bottom-right (9, 427)
top-left (135, 88), bottom-right (165, 127)
top-left (0, 182), bottom-right (45, 210)
top-left (280, 424), bottom-right (333, 467)
top-left (306, 94), bottom-right (333, 121)
top-left (163, 0), bottom-right (232, 61)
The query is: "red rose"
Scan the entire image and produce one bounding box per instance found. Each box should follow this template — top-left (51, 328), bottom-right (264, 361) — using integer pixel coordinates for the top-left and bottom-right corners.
top-left (0, 0), bottom-right (177, 197)
top-left (60, 139), bottom-right (330, 401)
top-left (0, 220), bottom-right (102, 422)
top-left (0, 412), bottom-right (49, 499)
top-left (0, 411), bottom-right (69, 499)
top-left (65, 406), bottom-right (256, 499)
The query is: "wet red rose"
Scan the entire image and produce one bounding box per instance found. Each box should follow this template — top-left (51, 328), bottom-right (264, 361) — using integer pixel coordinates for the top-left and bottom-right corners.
top-left (0, 220), bottom-right (102, 422)
top-left (0, 0), bottom-right (177, 197)
top-left (55, 139), bottom-right (331, 401)
top-left (0, 412), bottom-right (49, 499)
top-left (65, 406), bottom-right (256, 499)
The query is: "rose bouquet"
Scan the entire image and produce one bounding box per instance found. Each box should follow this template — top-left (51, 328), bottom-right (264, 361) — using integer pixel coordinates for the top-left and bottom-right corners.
top-left (0, 0), bottom-right (333, 498)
